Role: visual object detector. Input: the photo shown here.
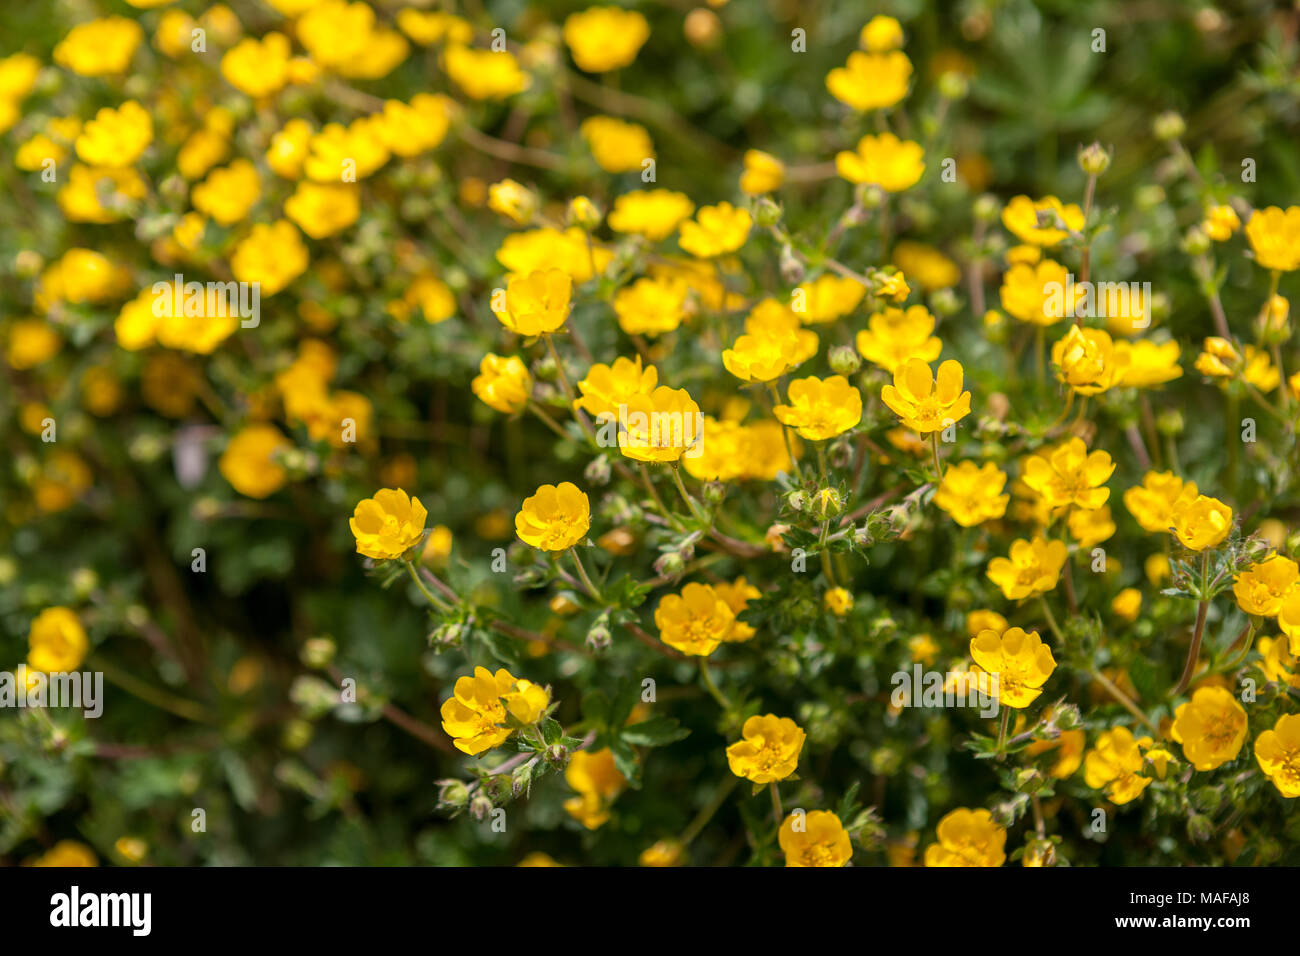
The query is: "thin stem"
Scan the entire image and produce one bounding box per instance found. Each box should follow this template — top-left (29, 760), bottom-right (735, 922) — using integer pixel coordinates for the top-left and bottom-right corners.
top-left (768, 781), bottom-right (784, 827)
top-left (766, 381), bottom-right (804, 480)
top-left (1092, 669), bottom-right (1160, 735)
top-left (1038, 595), bottom-right (1065, 645)
top-left (996, 707), bottom-right (1010, 757)
top-left (670, 462), bottom-right (707, 524)
top-left (568, 547), bottom-right (602, 602)
top-left (680, 776), bottom-right (739, 846)
top-left (699, 657), bottom-right (731, 709)
top-left (94, 657), bottom-right (210, 723)
top-left (1173, 551), bottom-right (1212, 697)
top-left (405, 559), bottom-right (453, 613)
top-left (639, 463), bottom-right (683, 529)
top-left (929, 430), bottom-right (945, 482)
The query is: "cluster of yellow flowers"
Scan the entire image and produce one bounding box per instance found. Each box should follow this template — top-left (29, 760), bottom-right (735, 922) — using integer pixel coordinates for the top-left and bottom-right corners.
top-left (8, 0), bottom-right (1300, 868)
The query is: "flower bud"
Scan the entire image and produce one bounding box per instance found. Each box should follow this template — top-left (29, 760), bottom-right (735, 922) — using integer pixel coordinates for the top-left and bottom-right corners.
top-left (937, 70), bottom-right (969, 100)
top-left (829, 345), bottom-right (862, 375)
top-left (1181, 225), bottom-right (1211, 257)
top-left (753, 196), bottom-right (783, 228)
top-left (566, 195), bottom-right (602, 230)
top-left (437, 779), bottom-right (470, 809)
top-left (300, 637), bottom-right (336, 669)
top-left (584, 454), bottom-right (612, 487)
top-left (653, 550), bottom-right (686, 580)
top-left (1186, 813), bottom-right (1214, 843)
top-left (786, 489), bottom-right (809, 513)
top-left (1153, 111), bottom-right (1186, 141)
top-left (973, 194), bottom-right (1000, 222)
top-left (1077, 141), bottom-right (1111, 176)
top-left (812, 487), bottom-right (843, 519)
top-left (545, 744), bottom-right (569, 768)
top-left (469, 794), bottom-right (493, 821)
top-left (586, 618), bottom-right (612, 652)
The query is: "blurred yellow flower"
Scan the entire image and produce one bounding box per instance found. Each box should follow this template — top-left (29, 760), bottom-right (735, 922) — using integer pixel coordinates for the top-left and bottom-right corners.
top-left (826, 50), bottom-right (912, 111)
top-left (1245, 206), bottom-right (1300, 272)
top-left (220, 425), bottom-right (291, 499)
top-left (563, 6), bottom-right (650, 73)
top-left (472, 354), bottom-right (533, 414)
top-left (1001, 195), bottom-right (1085, 246)
top-left (775, 375), bottom-right (862, 440)
top-left (27, 607), bottom-right (89, 673)
top-left (986, 536), bottom-right (1067, 600)
top-left (935, 460), bottom-right (1009, 527)
top-left (835, 132), bottom-right (924, 191)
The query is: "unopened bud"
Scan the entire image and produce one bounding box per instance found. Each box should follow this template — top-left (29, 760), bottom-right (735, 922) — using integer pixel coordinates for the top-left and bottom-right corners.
top-left (828, 345), bottom-right (862, 376)
top-left (1077, 141), bottom-right (1111, 176)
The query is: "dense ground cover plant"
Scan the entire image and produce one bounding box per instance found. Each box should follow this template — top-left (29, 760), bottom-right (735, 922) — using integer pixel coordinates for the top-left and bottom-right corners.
top-left (3, 0), bottom-right (1300, 867)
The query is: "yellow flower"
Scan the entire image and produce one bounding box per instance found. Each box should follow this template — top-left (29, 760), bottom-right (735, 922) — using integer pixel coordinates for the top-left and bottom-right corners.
top-left (1025, 727), bottom-right (1085, 779)
top-left (285, 181), bottom-right (360, 238)
top-left (495, 270), bottom-right (573, 336)
top-left (970, 626), bottom-right (1055, 708)
top-left (855, 304), bottom-right (942, 373)
top-left (1116, 339), bottom-right (1182, 387)
top-left (613, 276), bottom-right (688, 337)
top-left (221, 32), bottom-right (292, 98)
top-left (740, 149), bottom-right (785, 194)
top-left (1051, 326), bottom-right (1130, 395)
top-left (880, 358), bottom-right (971, 434)
top-left (999, 259), bottom-right (1074, 325)
top-left (6, 320), bottom-right (61, 370)
top-left (297, 0), bottom-right (409, 78)
top-left (860, 15), bottom-right (904, 52)
top-left (655, 582), bottom-right (734, 657)
top-left (923, 808), bottom-right (1006, 867)
top-left (16, 133), bottom-right (66, 171)
top-left (1123, 470), bottom-right (1194, 534)
top-left (935, 460), bottom-right (1010, 527)
top-left (472, 354), bottom-right (533, 414)
top-left (423, 525), bottom-right (454, 567)
top-left (1171, 686), bottom-right (1248, 771)
top-left (515, 482), bottom-right (591, 552)
top-left (1170, 494), bottom-right (1233, 551)
top-left (54, 16), bottom-right (143, 76)
top-left (1254, 714), bottom-right (1300, 797)
top-left (608, 189), bottom-right (695, 241)
top-left (1067, 505), bottom-right (1115, 548)
top-left (0, 52), bottom-right (40, 100)
top-left (1112, 587), bottom-right (1144, 624)
top-left (57, 164), bottom-right (147, 223)
top-left (1084, 727), bottom-right (1153, 804)
top-left (1193, 336), bottom-right (1238, 378)
top-left (566, 194), bottom-right (600, 229)
top-left (713, 576), bottom-right (760, 640)
top-left (1245, 205), bottom-right (1300, 272)
top-left (824, 587), bottom-right (853, 616)
top-left (617, 385), bottom-right (702, 462)
top-left (986, 536), bottom-right (1068, 600)
top-left (967, 609), bottom-right (1009, 637)
top-left (27, 607), bottom-right (89, 673)
top-left (723, 315), bottom-right (819, 383)
top-left (1257, 635), bottom-right (1300, 689)
top-left (397, 9), bottom-right (473, 46)
top-left (1022, 437), bottom-right (1114, 512)
top-left (1203, 204), bottom-right (1241, 241)
top-left (192, 159), bottom-right (261, 226)
top-left (563, 6), bottom-right (650, 73)
top-left (891, 241), bottom-right (960, 291)
top-left (230, 221), bottom-right (308, 296)
top-left (678, 202), bottom-right (752, 258)
top-left (580, 115), bottom-right (654, 173)
top-left (726, 714), bottom-right (806, 783)
top-left (32, 451), bottom-right (93, 513)
top-left (826, 50), bottom-right (912, 111)
top-left (74, 100), bottom-right (152, 167)
top-left (779, 810), bottom-right (853, 867)
top-left (517, 851), bottom-right (562, 867)
top-left (440, 666), bottom-right (550, 756)
top-left (639, 839), bottom-right (685, 867)
top-left (794, 274), bottom-right (866, 323)
top-left (835, 132), bottom-right (924, 191)
top-left (379, 94), bottom-right (451, 156)
top-left (497, 227), bottom-right (613, 282)
top-left (573, 355), bottom-right (658, 418)
top-left (487, 179), bottom-right (537, 225)
top-left (443, 43), bottom-right (530, 99)
top-left (267, 119), bottom-right (314, 179)
top-left (219, 424), bottom-right (290, 499)
top-left (1001, 195), bottom-right (1085, 246)
top-left (304, 118), bottom-right (390, 181)
top-left (1234, 554), bottom-right (1299, 616)
top-left (775, 375), bottom-right (862, 440)
top-left (908, 633), bottom-right (940, 665)
top-left (28, 840), bottom-right (97, 868)
top-left (349, 488), bottom-right (428, 560)
top-left (564, 748), bottom-right (626, 828)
